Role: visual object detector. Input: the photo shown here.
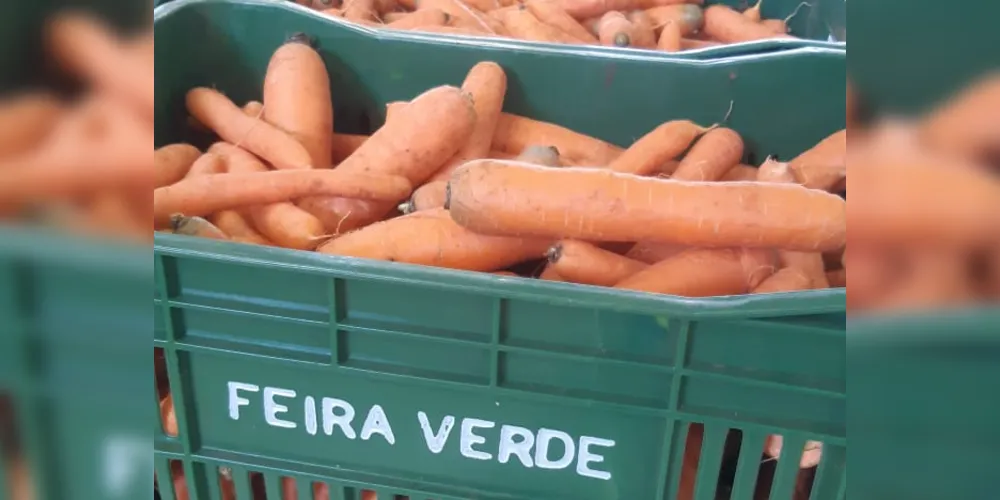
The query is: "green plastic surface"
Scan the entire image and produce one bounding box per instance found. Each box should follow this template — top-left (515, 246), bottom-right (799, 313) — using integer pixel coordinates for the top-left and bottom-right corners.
top-left (154, 0), bottom-right (845, 498)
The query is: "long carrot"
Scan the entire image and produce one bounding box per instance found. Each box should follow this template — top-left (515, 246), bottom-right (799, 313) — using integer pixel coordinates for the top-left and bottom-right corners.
top-left (527, 0), bottom-right (599, 43)
top-left (185, 87), bottom-right (313, 170)
top-left (671, 127), bottom-right (743, 181)
top-left (597, 12), bottom-right (637, 47)
top-left (432, 62), bottom-right (508, 181)
top-left (306, 85), bottom-right (476, 233)
top-left (171, 215), bottom-right (230, 240)
top-left (608, 120), bottom-right (709, 175)
top-left (331, 133), bottom-right (369, 163)
top-left (492, 112), bottom-right (622, 165)
top-left (387, 8), bottom-right (451, 28)
top-left (155, 144), bottom-right (202, 187)
top-left (644, 5), bottom-right (704, 36)
top-left (657, 20), bottom-right (683, 51)
top-left (317, 208), bottom-right (550, 271)
top-left (788, 129), bottom-right (846, 191)
top-left (447, 160), bottom-right (847, 251)
top-left (499, 5), bottom-right (581, 43)
top-left (209, 210), bottom-right (274, 246)
top-left (615, 247), bottom-right (776, 296)
top-left (263, 34), bottom-right (333, 169)
top-left (547, 239), bottom-right (648, 286)
top-left (154, 170), bottom-right (412, 224)
top-left (702, 4), bottom-right (791, 43)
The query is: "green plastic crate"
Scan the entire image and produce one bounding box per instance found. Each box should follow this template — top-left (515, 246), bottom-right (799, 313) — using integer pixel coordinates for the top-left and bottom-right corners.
top-left (154, 0), bottom-right (845, 499)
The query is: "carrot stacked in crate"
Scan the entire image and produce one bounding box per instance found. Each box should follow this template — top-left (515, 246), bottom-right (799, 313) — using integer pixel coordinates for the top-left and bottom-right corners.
top-left (299, 0), bottom-right (802, 52)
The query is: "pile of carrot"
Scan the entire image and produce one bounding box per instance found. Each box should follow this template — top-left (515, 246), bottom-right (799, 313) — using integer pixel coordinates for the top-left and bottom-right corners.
top-left (291, 0), bottom-right (799, 52)
top-left (0, 12), bottom-right (153, 242)
top-left (847, 73), bottom-right (1000, 313)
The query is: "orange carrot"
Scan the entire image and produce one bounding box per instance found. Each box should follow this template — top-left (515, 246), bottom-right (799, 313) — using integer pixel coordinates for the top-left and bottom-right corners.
top-left (759, 18), bottom-right (787, 34)
top-left (431, 62), bottom-right (508, 181)
top-left (170, 215), bottom-right (229, 240)
top-left (751, 266), bottom-right (813, 293)
top-left (721, 164), bottom-right (759, 181)
top-left (527, 0), bottom-right (599, 43)
top-left (644, 5), bottom-right (704, 36)
top-left (499, 5), bottom-right (581, 43)
top-left (547, 239), bottom-right (648, 286)
top-left (318, 208), bottom-right (550, 271)
top-left (155, 144), bottom-right (202, 187)
top-left (559, 0), bottom-right (702, 21)
top-left (702, 4), bottom-right (791, 43)
top-left (331, 133), bottom-right (369, 163)
top-left (671, 127), bottom-right (743, 181)
top-left (304, 85), bottom-right (476, 233)
top-left (0, 93), bottom-right (63, 159)
top-left (919, 73), bottom-right (1000, 162)
top-left (448, 160), bottom-right (847, 251)
top-left (492, 112), bottom-right (622, 165)
top-left (597, 12), bottom-right (636, 47)
top-left (679, 37), bottom-right (721, 49)
top-left (608, 120), bottom-right (709, 175)
top-left (657, 20), bottom-right (683, 51)
top-left (184, 152), bottom-right (228, 178)
top-left (344, 0), bottom-right (377, 21)
top-left (160, 394), bottom-right (178, 437)
top-left (626, 10), bottom-right (657, 47)
top-left (826, 268), bottom-right (846, 288)
top-left (185, 87), bottom-right (313, 169)
top-left (625, 241), bottom-right (687, 264)
top-left (209, 210), bottom-right (274, 246)
top-left (263, 34), bottom-right (333, 169)
top-left (387, 8), bottom-right (451, 28)
top-left (743, 0), bottom-right (763, 22)
top-left (788, 129), bottom-right (846, 191)
top-left (615, 247), bottom-right (776, 296)
top-left (154, 170), bottom-right (412, 223)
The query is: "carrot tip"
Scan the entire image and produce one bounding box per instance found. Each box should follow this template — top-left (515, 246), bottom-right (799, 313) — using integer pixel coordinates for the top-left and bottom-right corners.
top-left (168, 213), bottom-right (187, 231)
top-left (613, 33), bottom-right (631, 47)
top-left (398, 201), bottom-right (415, 214)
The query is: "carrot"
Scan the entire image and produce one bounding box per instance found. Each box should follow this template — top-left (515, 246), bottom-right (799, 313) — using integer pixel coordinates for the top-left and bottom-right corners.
top-left (597, 12), bottom-right (636, 47)
top-left (644, 5), bottom-right (704, 36)
top-left (282, 478), bottom-right (330, 500)
top-left (527, 0), bottom-right (599, 43)
top-left (743, 0), bottom-right (763, 22)
top-left (0, 93), bottom-right (63, 159)
top-left (209, 210), bottom-right (274, 246)
top-left (721, 163), bottom-right (758, 181)
top-left (160, 394), bottom-right (178, 436)
top-left (615, 247), bottom-right (776, 296)
top-left (626, 10), bottom-right (657, 47)
top-left (242, 100), bottom-right (264, 117)
top-left (702, 4), bottom-right (791, 43)
top-left (919, 73), bottom-right (1000, 162)
top-left (431, 62), bottom-right (508, 181)
top-left (185, 87), bottom-right (313, 170)
top-left (559, 0), bottom-right (702, 21)
top-left (448, 160), bottom-right (847, 251)
top-left (624, 241), bottom-right (686, 264)
top-left (155, 144), bottom-right (202, 187)
top-left (344, 0), bottom-right (377, 21)
top-left (417, 0), bottom-right (497, 33)
top-left (657, 20), bottom-right (682, 51)
top-left (492, 112), bottom-right (622, 165)
top-left (170, 215), bottom-right (229, 240)
top-left (387, 8), bottom-right (451, 28)
top-left (759, 18), bottom-right (787, 34)
top-left (608, 120), bottom-right (710, 175)
top-left (751, 266), bottom-right (812, 293)
top-left (184, 152), bottom-right (228, 178)
top-left (263, 34), bottom-right (333, 169)
top-left (499, 5), bottom-right (581, 43)
top-left (671, 127), bottom-right (743, 181)
top-left (679, 37), bottom-right (721, 49)
top-left (826, 268), bottom-right (846, 287)
top-left (318, 208), bottom-right (549, 271)
top-left (331, 133), bottom-right (369, 163)
top-left (154, 170), bottom-right (412, 224)
top-left (547, 239), bottom-right (648, 286)
top-left (788, 129), bottom-right (846, 191)
top-left (305, 85), bottom-right (476, 233)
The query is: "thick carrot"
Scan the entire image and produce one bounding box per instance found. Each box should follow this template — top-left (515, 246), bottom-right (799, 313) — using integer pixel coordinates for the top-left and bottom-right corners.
top-left (608, 120), bottom-right (709, 175)
top-left (0, 93), bottom-right (63, 159)
top-left (527, 0), bottom-right (599, 43)
top-left (679, 37), bottom-right (721, 49)
top-left (616, 247), bottom-right (776, 296)
top-left (657, 20), bottom-right (683, 51)
top-left (209, 210), bottom-right (274, 246)
top-left (788, 129), bottom-right (846, 191)
top-left (826, 268), bottom-right (846, 288)
top-left (919, 73), bottom-right (1000, 162)
top-left (547, 239), bottom-right (648, 286)
top-left (560, 0), bottom-right (701, 21)
top-left (317, 208), bottom-right (550, 271)
top-left (597, 12), bottom-right (637, 47)
top-left (721, 164), bottom-right (758, 181)
top-left (499, 5), bottom-right (581, 43)
top-left (185, 87), bottom-right (313, 169)
top-left (751, 267), bottom-right (812, 293)
top-left (154, 170), bottom-right (412, 223)
top-left (387, 8), bottom-right (451, 28)
top-left (625, 241), bottom-right (686, 264)
top-left (702, 4), bottom-right (791, 43)
top-left (171, 215), bottom-right (229, 240)
top-left (626, 10), bottom-right (657, 47)
top-left (644, 5), bottom-right (704, 36)
top-left (759, 18), bottom-right (787, 34)
top-left (743, 0), bottom-right (763, 22)
top-left (155, 144), bottom-right (202, 187)
top-left (331, 133), bottom-right (369, 163)
top-left (431, 62), bottom-right (508, 181)
top-left (447, 160), bottom-right (847, 251)
top-left (492, 112), bottom-right (622, 165)
top-left (263, 34), bottom-right (333, 169)
top-left (671, 127), bottom-right (743, 181)
top-left (344, 0), bottom-right (377, 21)
top-left (306, 85), bottom-right (476, 233)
